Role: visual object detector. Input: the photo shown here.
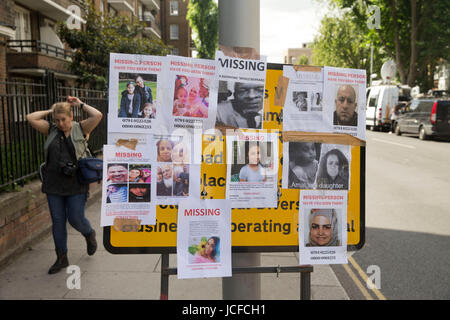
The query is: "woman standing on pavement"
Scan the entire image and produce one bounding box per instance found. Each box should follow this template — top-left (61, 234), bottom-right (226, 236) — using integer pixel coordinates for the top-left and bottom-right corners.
top-left (26, 96), bottom-right (103, 274)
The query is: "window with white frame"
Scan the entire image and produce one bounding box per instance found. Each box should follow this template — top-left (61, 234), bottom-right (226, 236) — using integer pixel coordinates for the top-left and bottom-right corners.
top-left (170, 1), bottom-right (179, 15)
top-left (170, 24), bottom-right (179, 40)
top-left (13, 6), bottom-right (31, 52)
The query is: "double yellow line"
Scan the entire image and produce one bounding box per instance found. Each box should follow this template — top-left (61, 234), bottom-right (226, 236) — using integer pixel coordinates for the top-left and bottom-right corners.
top-left (342, 256), bottom-right (386, 300)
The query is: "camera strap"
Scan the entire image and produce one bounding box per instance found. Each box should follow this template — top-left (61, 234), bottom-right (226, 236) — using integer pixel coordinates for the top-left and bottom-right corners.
top-left (59, 132), bottom-right (78, 164)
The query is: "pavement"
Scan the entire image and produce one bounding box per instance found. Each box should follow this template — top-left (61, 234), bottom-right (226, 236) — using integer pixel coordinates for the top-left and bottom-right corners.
top-left (0, 192), bottom-right (349, 300)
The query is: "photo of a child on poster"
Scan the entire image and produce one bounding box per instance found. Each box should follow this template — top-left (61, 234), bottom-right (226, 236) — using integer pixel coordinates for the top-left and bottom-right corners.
top-left (108, 53), bottom-right (163, 133)
top-left (172, 75), bottom-right (209, 118)
top-left (226, 132), bottom-right (278, 208)
top-left (177, 198), bottom-right (231, 279)
top-left (158, 55), bottom-right (218, 132)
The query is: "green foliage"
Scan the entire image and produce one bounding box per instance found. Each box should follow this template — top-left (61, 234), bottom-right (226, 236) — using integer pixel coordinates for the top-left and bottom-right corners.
top-left (311, 12), bottom-right (384, 78)
top-left (186, 0), bottom-right (218, 59)
top-left (321, 0), bottom-right (450, 89)
top-left (295, 55), bottom-right (310, 65)
top-left (57, 1), bottom-right (169, 90)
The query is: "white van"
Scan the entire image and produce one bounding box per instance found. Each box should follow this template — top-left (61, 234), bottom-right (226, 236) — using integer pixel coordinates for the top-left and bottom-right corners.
top-left (365, 85), bottom-right (399, 131)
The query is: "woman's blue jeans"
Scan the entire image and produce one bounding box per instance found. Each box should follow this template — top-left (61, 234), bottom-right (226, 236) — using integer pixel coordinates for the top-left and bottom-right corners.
top-left (46, 193), bottom-right (93, 253)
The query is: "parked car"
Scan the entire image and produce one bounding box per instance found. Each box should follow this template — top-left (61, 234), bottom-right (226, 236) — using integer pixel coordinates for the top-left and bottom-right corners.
top-left (394, 98), bottom-right (450, 140)
top-left (365, 85), bottom-right (410, 131)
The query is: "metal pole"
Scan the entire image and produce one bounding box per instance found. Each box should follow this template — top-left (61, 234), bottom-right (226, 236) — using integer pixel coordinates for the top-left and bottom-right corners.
top-left (160, 254), bottom-right (169, 300)
top-left (219, 0), bottom-right (262, 300)
top-left (370, 44), bottom-right (374, 87)
top-left (300, 269), bottom-right (312, 300)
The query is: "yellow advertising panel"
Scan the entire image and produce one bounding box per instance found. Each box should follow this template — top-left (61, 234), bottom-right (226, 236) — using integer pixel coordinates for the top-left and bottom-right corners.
top-left (104, 64), bottom-right (365, 254)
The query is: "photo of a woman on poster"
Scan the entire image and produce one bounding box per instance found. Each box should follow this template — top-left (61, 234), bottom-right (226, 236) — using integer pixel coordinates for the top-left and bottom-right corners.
top-left (316, 149), bottom-right (349, 190)
top-left (189, 236), bottom-right (220, 264)
top-left (306, 209), bottom-right (340, 247)
top-left (118, 81), bottom-right (141, 118)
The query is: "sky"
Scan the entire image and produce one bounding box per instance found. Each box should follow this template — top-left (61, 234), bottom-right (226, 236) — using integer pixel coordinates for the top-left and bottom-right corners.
top-left (260, 0), bottom-right (330, 63)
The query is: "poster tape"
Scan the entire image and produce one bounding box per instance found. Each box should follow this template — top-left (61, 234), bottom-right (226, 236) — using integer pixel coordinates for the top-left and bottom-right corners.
top-left (219, 44), bottom-right (260, 60)
top-left (283, 131), bottom-right (366, 146)
top-left (274, 75), bottom-right (290, 107)
top-left (113, 218), bottom-right (142, 232)
top-left (115, 138), bottom-right (139, 150)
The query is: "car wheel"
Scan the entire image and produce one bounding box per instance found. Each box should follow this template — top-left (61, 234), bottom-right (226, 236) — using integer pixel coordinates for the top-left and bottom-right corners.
top-left (394, 123), bottom-right (402, 136)
top-left (419, 126), bottom-right (428, 140)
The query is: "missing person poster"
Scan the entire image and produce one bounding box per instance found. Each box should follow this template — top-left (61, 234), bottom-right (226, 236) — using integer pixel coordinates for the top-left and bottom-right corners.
top-left (215, 50), bottom-right (267, 130)
top-left (299, 190), bottom-right (348, 265)
top-left (226, 131), bottom-right (279, 208)
top-left (150, 130), bottom-right (202, 205)
top-left (101, 145), bottom-right (155, 227)
top-left (282, 66), bottom-right (326, 132)
top-left (282, 141), bottom-right (351, 190)
top-left (177, 198), bottom-right (232, 279)
top-left (158, 55), bottom-right (218, 132)
top-left (108, 53), bottom-right (163, 133)
top-left (323, 66), bottom-right (366, 140)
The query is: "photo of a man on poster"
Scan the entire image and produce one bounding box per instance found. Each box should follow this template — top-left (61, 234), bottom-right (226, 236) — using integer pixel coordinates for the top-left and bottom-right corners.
top-left (333, 84), bottom-right (358, 126)
top-left (216, 81), bottom-right (265, 129)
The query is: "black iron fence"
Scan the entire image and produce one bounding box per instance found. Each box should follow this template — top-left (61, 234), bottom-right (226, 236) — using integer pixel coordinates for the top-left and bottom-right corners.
top-left (0, 74), bottom-right (107, 190)
top-left (7, 40), bottom-right (73, 60)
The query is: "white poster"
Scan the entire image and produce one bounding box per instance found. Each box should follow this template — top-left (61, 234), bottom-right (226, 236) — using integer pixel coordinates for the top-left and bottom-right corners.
top-left (150, 130), bottom-right (202, 205)
top-left (323, 66), bottom-right (366, 140)
top-left (101, 145), bottom-right (155, 227)
top-left (299, 190), bottom-right (348, 265)
top-left (282, 66), bottom-right (326, 132)
top-left (215, 50), bottom-right (267, 129)
top-left (226, 131), bottom-right (279, 208)
top-left (177, 198), bottom-right (232, 279)
top-left (108, 53), bottom-right (164, 133)
top-left (157, 55), bottom-right (218, 132)
top-left (282, 141), bottom-right (351, 190)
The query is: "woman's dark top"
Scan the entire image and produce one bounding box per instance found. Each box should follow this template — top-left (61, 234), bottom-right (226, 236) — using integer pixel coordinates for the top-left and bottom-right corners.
top-left (42, 122), bottom-right (89, 196)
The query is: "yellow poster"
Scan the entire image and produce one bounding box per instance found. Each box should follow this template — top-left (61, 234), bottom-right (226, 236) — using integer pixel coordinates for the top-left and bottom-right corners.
top-left (108, 66), bottom-right (364, 252)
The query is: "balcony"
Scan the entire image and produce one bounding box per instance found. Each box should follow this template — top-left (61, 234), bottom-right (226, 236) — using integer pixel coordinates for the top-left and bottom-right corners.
top-left (140, 0), bottom-right (160, 11)
top-left (6, 40), bottom-right (76, 79)
top-left (107, 0), bottom-right (135, 14)
top-left (13, 0), bottom-right (85, 24)
top-left (139, 13), bottom-right (161, 39)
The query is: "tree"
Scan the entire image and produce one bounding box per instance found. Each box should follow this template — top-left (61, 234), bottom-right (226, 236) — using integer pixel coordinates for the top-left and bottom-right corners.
top-left (57, 1), bottom-right (169, 89)
top-left (186, 0), bottom-right (218, 59)
top-left (311, 12), bottom-right (384, 77)
top-left (295, 55), bottom-right (310, 65)
top-left (327, 0), bottom-right (450, 89)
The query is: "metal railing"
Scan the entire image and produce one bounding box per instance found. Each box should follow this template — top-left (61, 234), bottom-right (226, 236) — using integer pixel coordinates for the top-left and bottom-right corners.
top-left (0, 76), bottom-right (107, 190)
top-left (7, 40), bottom-right (73, 60)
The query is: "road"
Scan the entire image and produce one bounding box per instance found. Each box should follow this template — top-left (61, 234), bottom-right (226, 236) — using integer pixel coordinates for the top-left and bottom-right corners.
top-left (333, 130), bottom-right (450, 300)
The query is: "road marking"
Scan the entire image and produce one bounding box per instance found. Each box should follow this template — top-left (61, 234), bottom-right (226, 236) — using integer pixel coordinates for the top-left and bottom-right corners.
top-left (372, 138), bottom-right (416, 149)
top-left (348, 256), bottom-right (387, 300)
top-left (342, 263), bottom-right (373, 300)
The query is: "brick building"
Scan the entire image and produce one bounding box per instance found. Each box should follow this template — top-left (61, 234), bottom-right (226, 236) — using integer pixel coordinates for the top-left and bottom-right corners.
top-left (0, 0), bottom-right (192, 84)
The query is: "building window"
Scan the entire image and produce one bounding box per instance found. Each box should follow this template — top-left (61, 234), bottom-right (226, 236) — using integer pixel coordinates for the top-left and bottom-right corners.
top-left (171, 47), bottom-right (179, 56)
top-left (13, 6), bottom-right (31, 41)
top-left (170, 1), bottom-right (179, 16)
top-left (170, 24), bottom-right (179, 40)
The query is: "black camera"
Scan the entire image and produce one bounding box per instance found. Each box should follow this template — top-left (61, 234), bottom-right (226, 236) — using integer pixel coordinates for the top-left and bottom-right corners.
top-left (60, 161), bottom-right (78, 177)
